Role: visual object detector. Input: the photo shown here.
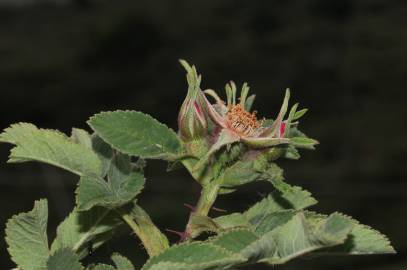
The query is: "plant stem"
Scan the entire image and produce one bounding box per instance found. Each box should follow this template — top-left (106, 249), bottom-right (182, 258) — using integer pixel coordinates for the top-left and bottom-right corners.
top-left (119, 205), bottom-right (169, 257)
top-left (185, 182), bottom-right (220, 239)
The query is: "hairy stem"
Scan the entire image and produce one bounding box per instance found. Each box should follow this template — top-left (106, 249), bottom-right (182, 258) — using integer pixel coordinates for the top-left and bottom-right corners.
top-left (184, 182), bottom-right (220, 239)
top-left (119, 205), bottom-right (169, 257)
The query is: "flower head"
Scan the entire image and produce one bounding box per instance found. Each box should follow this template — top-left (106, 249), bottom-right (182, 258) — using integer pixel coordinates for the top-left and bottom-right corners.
top-left (192, 82), bottom-right (293, 171)
top-left (204, 81), bottom-right (291, 147)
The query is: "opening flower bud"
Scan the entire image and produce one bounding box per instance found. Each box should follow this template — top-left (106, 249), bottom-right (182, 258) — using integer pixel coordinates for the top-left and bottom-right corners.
top-left (178, 60), bottom-right (210, 141)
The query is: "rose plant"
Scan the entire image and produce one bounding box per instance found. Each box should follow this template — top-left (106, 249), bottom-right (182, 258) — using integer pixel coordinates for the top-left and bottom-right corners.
top-left (1, 61), bottom-right (395, 270)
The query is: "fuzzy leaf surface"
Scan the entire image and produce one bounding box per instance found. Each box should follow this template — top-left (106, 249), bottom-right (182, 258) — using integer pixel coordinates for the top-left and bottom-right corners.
top-left (141, 242), bottom-right (244, 270)
top-left (0, 123), bottom-right (102, 176)
top-left (265, 213), bottom-right (353, 264)
top-left (51, 207), bottom-right (122, 258)
top-left (76, 153), bottom-right (145, 211)
top-left (47, 248), bottom-right (83, 270)
top-left (88, 111), bottom-right (182, 159)
top-left (305, 212), bottom-right (396, 255)
top-left (92, 253), bottom-right (134, 270)
top-left (5, 199), bottom-right (50, 270)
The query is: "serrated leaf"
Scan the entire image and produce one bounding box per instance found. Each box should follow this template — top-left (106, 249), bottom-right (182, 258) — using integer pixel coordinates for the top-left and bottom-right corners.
top-left (244, 187), bottom-right (316, 226)
top-left (210, 229), bottom-right (277, 263)
top-left (216, 182), bottom-right (316, 232)
top-left (210, 229), bottom-right (259, 254)
top-left (264, 213), bottom-right (353, 264)
top-left (71, 128), bottom-right (93, 149)
top-left (0, 123), bottom-right (102, 176)
top-left (76, 153), bottom-right (145, 211)
top-left (220, 160), bottom-right (261, 187)
top-left (333, 223), bottom-right (396, 254)
top-left (75, 173), bottom-right (144, 211)
top-left (47, 248), bottom-right (83, 270)
top-left (214, 213), bottom-right (251, 230)
top-left (92, 265), bottom-right (116, 270)
top-left (88, 111), bottom-right (182, 160)
top-left (92, 253), bottom-right (134, 270)
top-left (51, 207), bottom-right (122, 259)
top-left (253, 211), bottom-right (297, 235)
top-left (5, 199), bottom-right (50, 270)
top-left (111, 253), bottom-right (135, 270)
top-left (304, 212), bottom-right (396, 255)
top-left (141, 242), bottom-right (244, 270)
top-left (268, 177), bottom-right (318, 211)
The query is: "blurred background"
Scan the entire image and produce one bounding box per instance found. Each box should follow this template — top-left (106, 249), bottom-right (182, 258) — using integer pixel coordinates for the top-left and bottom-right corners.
top-left (0, 0), bottom-right (405, 269)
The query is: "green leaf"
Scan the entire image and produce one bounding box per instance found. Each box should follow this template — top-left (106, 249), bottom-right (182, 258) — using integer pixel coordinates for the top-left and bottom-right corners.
top-left (268, 177), bottom-right (318, 211)
top-left (187, 214), bottom-right (220, 238)
top-left (5, 199), bottom-right (50, 270)
top-left (92, 265), bottom-right (116, 270)
top-left (0, 123), bottom-right (102, 176)
top-left (253, 211), bottom-right (297, 235)
top-left (76, 153), bottom-right (145, 211)
top-left (92, 134), bottom-right (114, 174)
top-left (71, 128), bottom-right (93, 149)
top-left (305, 212), bottom-right (396, 255)
top-left (214, 213), bottom-right (251, 230)
top-left (265, 213), bottom-right (353, 264)
top-left (141, 242), bottom-right (244, 270)
top-left (47, 248), bottom-right (83, 270)
top-left (220, 160), bottom-right (261, 187)
top-left (216, 178), bottom-right (316, 231)
top-left (51, 207), bottom-right (122, 259)
top-left (92, 253), bottom-right (134, 270)
top-left (111, 253), bottom-right (135, 270)
top-left (127, 204), bottom-right (170, 256)
top-left (210, 212), bottom-right (355, 267)
top-left (88, 111), bottom-right (182, 160)
top-left (244, 186), bottom-right (316, 226)
top-left (212, 229), bottom-right (257, 252)
top-left (333, 223), bottom-right (396, 254)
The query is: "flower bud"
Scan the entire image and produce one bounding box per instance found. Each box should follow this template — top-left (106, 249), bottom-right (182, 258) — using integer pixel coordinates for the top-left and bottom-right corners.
top-left (178, 89), bottom-right (208, 140)
top-left (178, 60), bottom-right (209, 141)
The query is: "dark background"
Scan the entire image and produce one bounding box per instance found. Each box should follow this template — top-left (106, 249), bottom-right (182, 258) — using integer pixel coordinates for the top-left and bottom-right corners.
top-left (0, 0), bottom-right (405, 269)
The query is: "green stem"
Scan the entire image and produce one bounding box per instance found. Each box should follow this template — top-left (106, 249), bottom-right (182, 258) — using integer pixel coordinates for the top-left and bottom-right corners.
top-left (185, 182), bottom-right (220, 239)
top-left (119, 206), bottom-right (169, 257)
